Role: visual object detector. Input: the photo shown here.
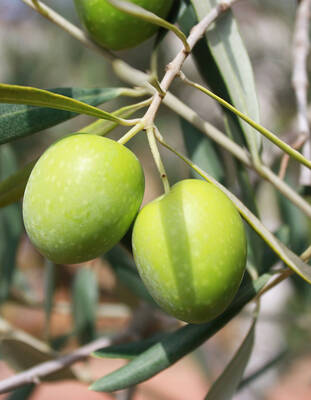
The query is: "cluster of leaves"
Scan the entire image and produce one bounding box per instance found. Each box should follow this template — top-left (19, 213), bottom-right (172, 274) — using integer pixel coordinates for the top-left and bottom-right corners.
top-left (0, 0), bottom-right (311, 399)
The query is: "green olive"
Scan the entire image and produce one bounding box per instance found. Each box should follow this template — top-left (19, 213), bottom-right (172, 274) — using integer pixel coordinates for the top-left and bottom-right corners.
top-left (23, 134), bottom-right (144, 264)
top-left (132, 179), bottom-right (247, 324)
top-left (74, 0), bottom-right (173, 50)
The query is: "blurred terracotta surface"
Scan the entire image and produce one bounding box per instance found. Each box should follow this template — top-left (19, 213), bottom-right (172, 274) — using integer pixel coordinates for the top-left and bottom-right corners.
top-left (30, 382), bottom-right (114, 400)
top-left (266, 356), bottom-right (311, 400)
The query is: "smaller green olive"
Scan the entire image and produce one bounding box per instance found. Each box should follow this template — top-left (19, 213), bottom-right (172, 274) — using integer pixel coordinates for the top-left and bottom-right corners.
top-left (74, 0), bottom-right (174, 50)
top-left (132, 179), bottom-right (247, 324)
top-left (23, 134), bottom-right (144, 264)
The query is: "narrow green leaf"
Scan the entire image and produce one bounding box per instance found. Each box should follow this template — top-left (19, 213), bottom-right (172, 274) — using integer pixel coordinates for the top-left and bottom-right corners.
top-left (72, 267), bottom-right (99, 344)
top-left (0, 84), bottom-right (128, 141)
top-left (90, 274), bottom-right (271, 392)
top-left (105, 246), bottom-right (157, 307)
top-left (180, 4), bottom-right (261, 161)
top-left (94, 332), bottom-right (168, 360)
top-left (180, 118), bottom-right (225, 183)
top-left (0, 160), bottom-right (35, 208)
top-left (0, 87), bottom-right (124, 144)
top-left (0, 338), bottom-right (75, 381)
top-left (205, 318), bottom-right (256, 399)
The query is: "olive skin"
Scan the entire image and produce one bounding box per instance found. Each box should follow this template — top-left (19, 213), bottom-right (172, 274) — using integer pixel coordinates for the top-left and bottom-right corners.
top-left (132, 179), bottom-right (247, 324)
top-left (74, 0), bottom-right (173, 50)
top-left (23, 134), bottom-right (144, 264)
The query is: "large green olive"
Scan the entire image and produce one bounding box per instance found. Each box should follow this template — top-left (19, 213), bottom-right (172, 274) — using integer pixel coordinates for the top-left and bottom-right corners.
top-left (74, 0), bottom-right (173, 50)
top-left (23, 134), bottom-right (144, 264)
top-left (132, 179), bottom-right (247, 324)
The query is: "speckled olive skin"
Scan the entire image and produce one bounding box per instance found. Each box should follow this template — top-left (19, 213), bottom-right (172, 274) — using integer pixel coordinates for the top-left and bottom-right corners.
top-left (74, 0), bottom-right (173, 50)
top-left (23, 134), bottom-right (144, 264)
top-left (132, 179), bottom-right (247, 324)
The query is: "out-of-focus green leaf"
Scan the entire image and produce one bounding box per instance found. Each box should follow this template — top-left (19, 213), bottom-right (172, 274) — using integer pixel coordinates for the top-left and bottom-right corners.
top-left (50, 332), bottom-right (74, 352)
top-left (0, 338), bottom-right (75, 381)
top-left (181, 118), bottom-right (225, 183)
top-left (7, 383), bottom-right (36, 400)
top-left (238, 349), bottom-right (287, 391)
top-left (105, 246), bottom-right (157, 307)
top-left (278, 185), bottom-right (309, 255)
top-left (44, 260), bottom-right (56, 338)
top-left (90, 274), bottom-right (271, 392)
top-left (205, 317), bottom-right (256, 399)
top-left (179, 3), bottom-right (261, 161)
top-left (261, 225), bottom-right (290, 272)
top-left (0, 87), bottom-right (123, 144)
top-left (0, 160), bottom-right (35, 208)
top-left (72, 267), bottom-right (99, 344)
top-left (236, 164), bottom-right (264, 273)
top-left (0, 145), bottom-right (23, 303)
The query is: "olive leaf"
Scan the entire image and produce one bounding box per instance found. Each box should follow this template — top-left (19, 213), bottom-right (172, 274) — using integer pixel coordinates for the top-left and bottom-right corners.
top-left (0, 145), bottom-right (23, 303)
top-left (94, 332), bottom-right (167, 360)
top-left (205, 314), bottom-right (257, 399)
top-left (180, 2), bottom-right (261, 162)
top-left (0, 84), bottom-right (130, 136)
top-left (6, 383), bottom-right (36, 400)
top-left (72, 267), bottom-right (99, 345)
top-left (0, 87), bottom-right (125, 144)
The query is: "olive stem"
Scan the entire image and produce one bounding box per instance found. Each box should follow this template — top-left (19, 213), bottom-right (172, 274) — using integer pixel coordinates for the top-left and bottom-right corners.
top-left (118, 122), bottom-right (145, 145)
top-left (141, 0), bottom-right (240, 129)
top-left (146, 126), bottom-right (170, 194)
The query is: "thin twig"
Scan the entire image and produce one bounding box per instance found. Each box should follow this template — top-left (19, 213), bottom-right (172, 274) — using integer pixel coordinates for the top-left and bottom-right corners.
top-left (146, 127), bottom-right (170, 194)
top-left (141, 0), bottom-right (239, 128)
top-left (279, 133), bottom-right (308, 179)
top-left (0, 337), bottom-right (111, 394)
top-left (292, 0), bottom-right (311, 185)
top-left (0, 304), bottom-right (156, 394)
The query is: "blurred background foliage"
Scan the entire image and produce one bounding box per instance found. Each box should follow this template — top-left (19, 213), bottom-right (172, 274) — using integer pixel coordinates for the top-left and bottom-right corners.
top-left (1, 1), bottom-right (311, 399)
